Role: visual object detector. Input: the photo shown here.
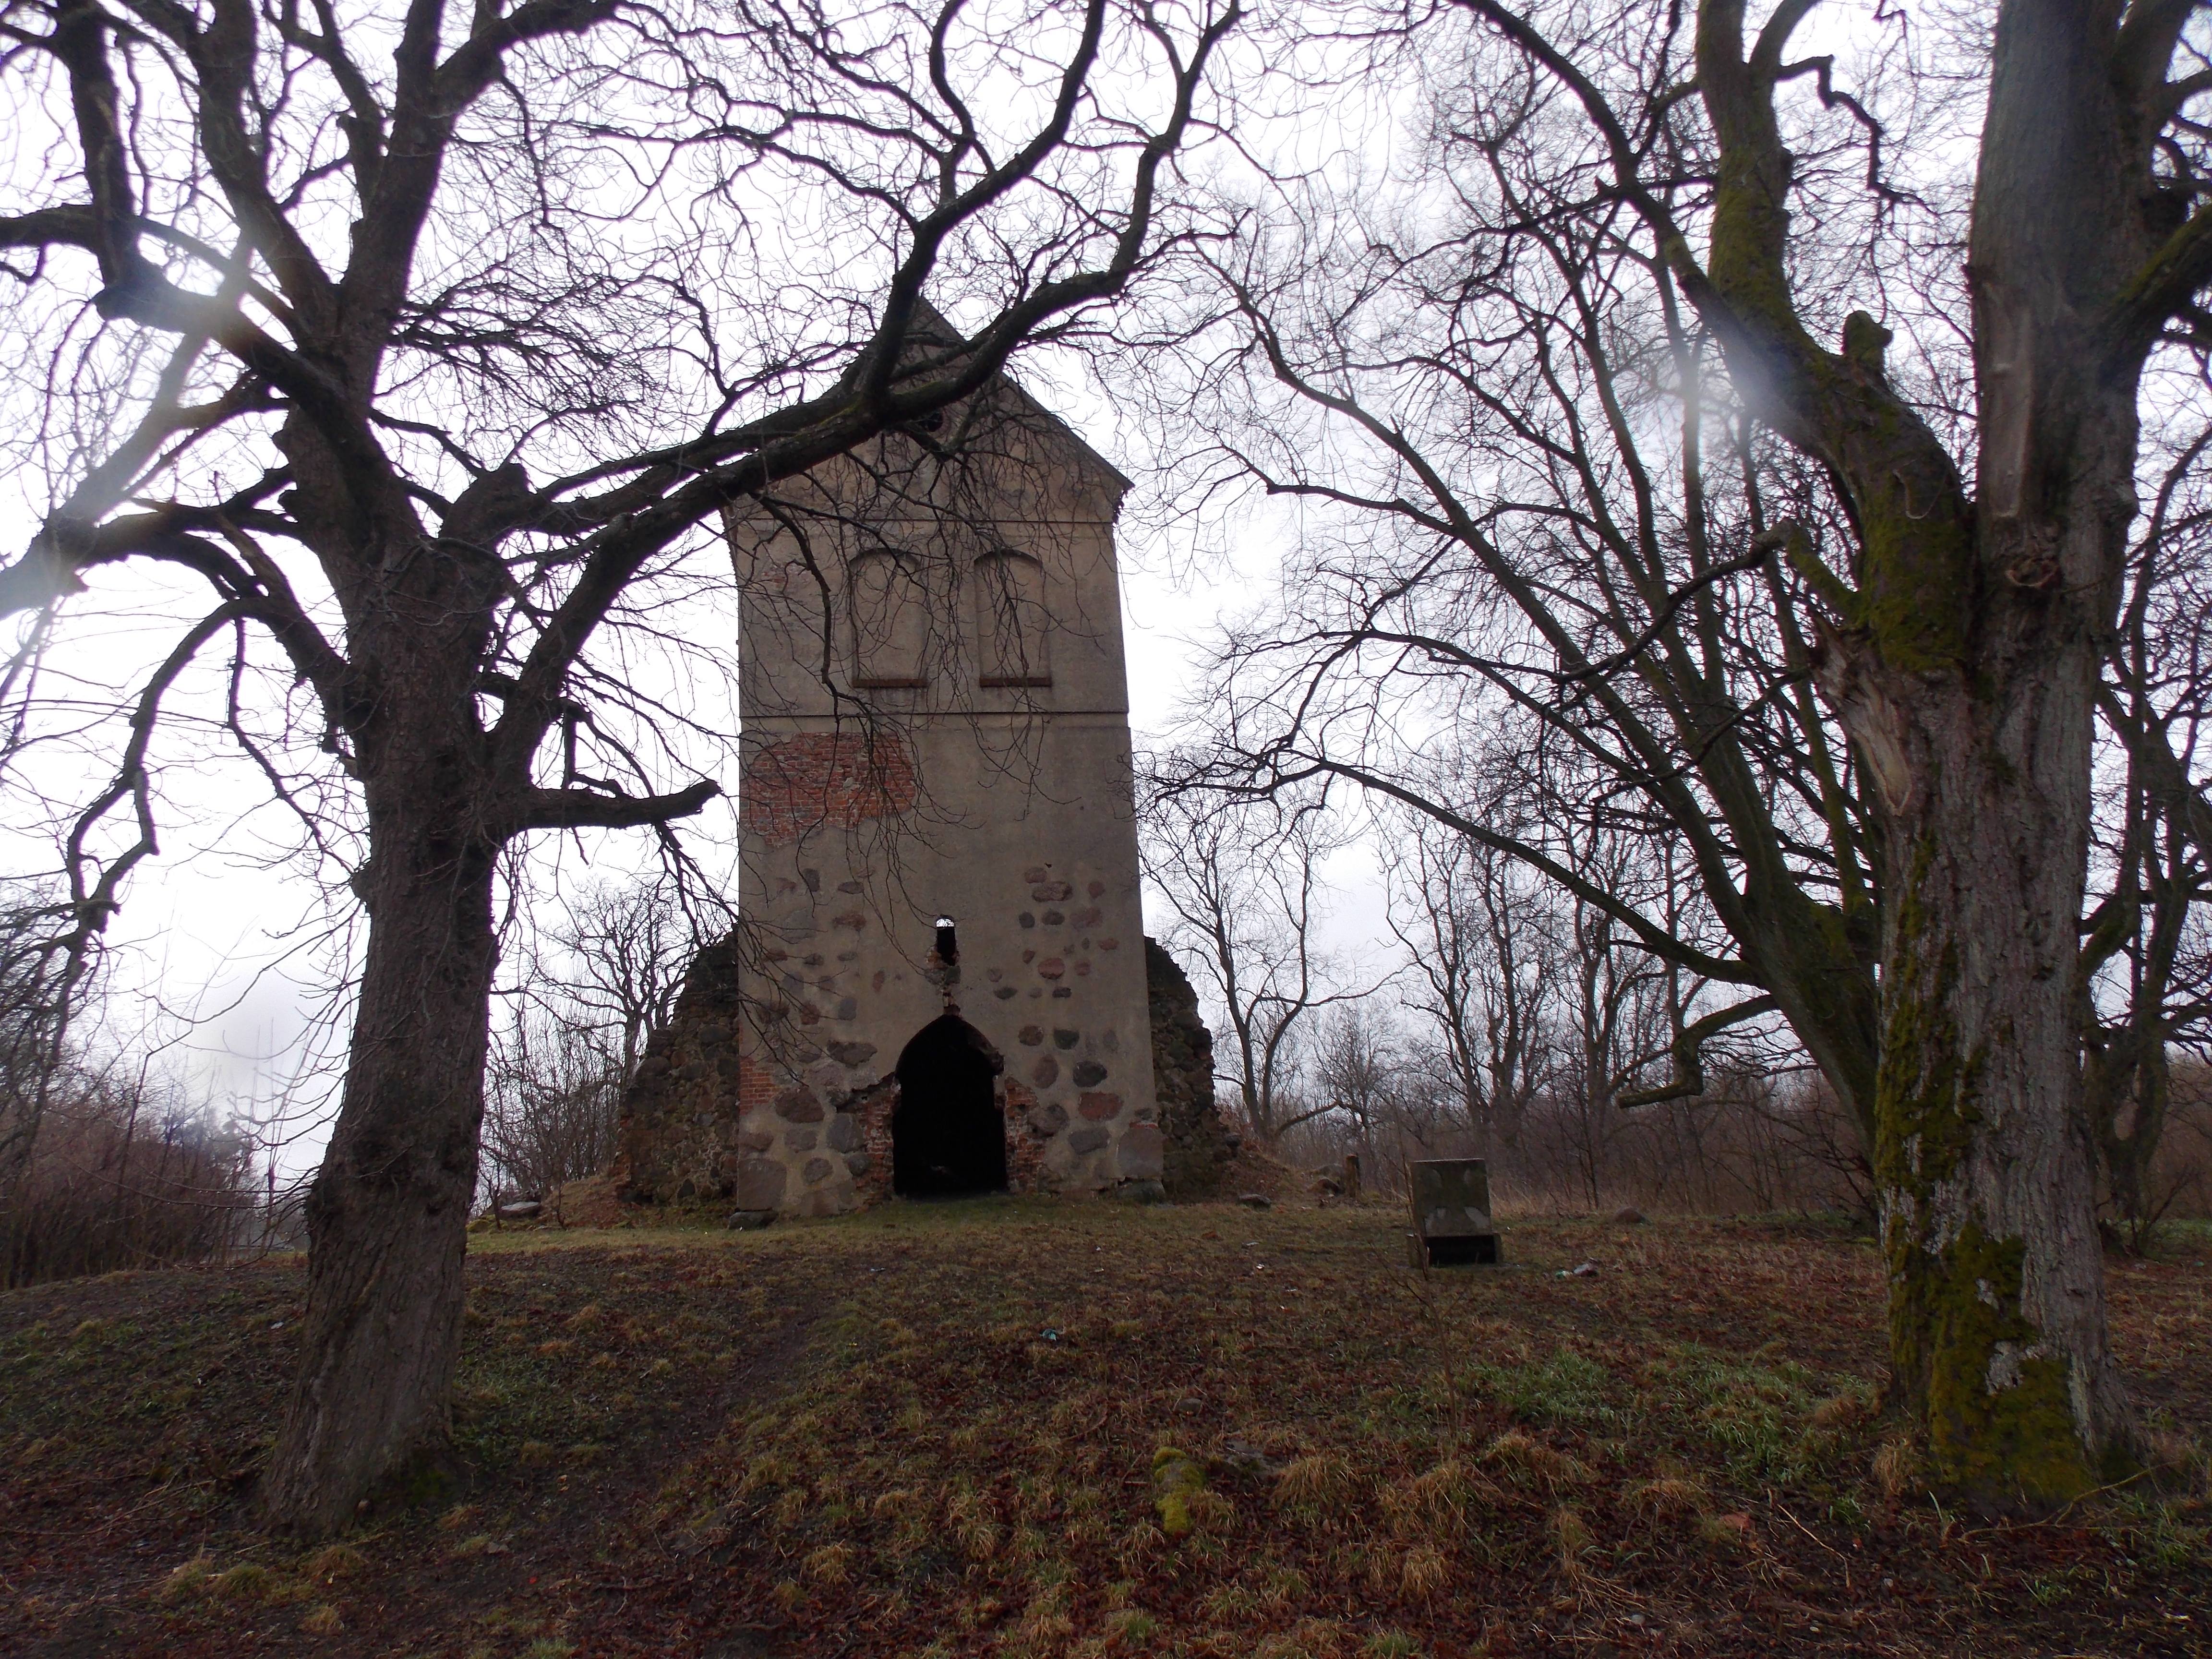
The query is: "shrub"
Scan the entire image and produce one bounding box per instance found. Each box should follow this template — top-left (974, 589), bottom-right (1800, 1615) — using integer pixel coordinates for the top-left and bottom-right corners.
top-left (1, 1072), bottom-right (260, 1287)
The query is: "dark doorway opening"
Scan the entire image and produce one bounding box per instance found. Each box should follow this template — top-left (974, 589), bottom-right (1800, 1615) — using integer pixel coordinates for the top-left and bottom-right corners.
top-left (893, 1015), bottom-right (1008, 1198)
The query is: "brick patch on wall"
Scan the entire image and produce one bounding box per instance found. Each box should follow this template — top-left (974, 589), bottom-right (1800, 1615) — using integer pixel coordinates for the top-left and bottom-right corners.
top-left (743, 733), bottom-right (919, 847)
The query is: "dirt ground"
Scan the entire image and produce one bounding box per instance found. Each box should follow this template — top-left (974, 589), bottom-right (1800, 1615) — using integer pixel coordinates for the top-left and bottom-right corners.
top-left (1, 1201), bottom-right (2206, 1658)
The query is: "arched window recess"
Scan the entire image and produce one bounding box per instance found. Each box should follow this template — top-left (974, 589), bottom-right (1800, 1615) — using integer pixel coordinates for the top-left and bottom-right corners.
top-left (974, 548), bottom-right (1052, 689)
top-left (850, 547), bottom-right (929, 689)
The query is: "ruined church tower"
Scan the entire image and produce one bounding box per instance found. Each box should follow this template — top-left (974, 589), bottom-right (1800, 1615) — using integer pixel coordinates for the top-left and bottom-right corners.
top-left (617, 328), bottom-right (1163, 1216)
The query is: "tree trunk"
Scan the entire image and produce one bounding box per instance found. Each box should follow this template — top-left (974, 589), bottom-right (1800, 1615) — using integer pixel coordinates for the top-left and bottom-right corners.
top-left (1871, 654), bottom-right (2133, 1503)
top-left (1689, 0), bottom-right (2168, 1505)
top-left (1849, 1), bottom-right (2162, 1504)
top-left (2088, 1034), bottom-right (2171, 1250)
top-left (259, 653), bottom-right (501, 1535)
top-left (1857, 106), bottom-right (2146, 1492)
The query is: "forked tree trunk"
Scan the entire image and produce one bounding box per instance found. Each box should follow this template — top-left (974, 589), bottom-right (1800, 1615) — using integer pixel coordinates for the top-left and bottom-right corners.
top-left (259, 669), bottom-right (501, 1536)
top-left (1690, 0), bottom-right (2169, 1502)
top-left (1840, 267), bottom-right (2143, 1508)
top-left (1845, 7), bottom-right (2152, 1501)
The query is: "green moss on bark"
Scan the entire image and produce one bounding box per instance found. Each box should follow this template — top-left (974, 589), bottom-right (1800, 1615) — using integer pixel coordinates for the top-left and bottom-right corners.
top-left (1914, 1223), bottom-right (2093, 1501)
top-left (1877, 837), bottom-right (2095, 1506)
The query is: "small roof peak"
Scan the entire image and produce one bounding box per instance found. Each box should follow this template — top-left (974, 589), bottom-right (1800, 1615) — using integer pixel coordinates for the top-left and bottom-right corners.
top-left (885, 295), bottom-right (1130, 500)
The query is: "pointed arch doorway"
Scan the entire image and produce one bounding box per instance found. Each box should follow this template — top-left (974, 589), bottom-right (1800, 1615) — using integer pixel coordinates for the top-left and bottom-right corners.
top-left (892, 1015), bottom-right (1009, 1198)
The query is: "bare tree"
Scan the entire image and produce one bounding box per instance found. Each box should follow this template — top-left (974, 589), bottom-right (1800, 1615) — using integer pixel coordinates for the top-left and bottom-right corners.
top-left (0, 880), bottom-right (81, 1186)
top-left (481, 1018), bottom-right (624, 1202)
top-left (2085, 446), bottom-right (2212, 1239)
top-left (1552, 885), bottom-right (1671, 1213)
top-left (1307, 997), bottom-right (1408, 1170)
top-left (1139, 0), bottom-right (2212, 1495)
top-left (1140, 782), bottom-right (1354, 1144)
top-left (1378, 745), bottom-right (1800, 1210)
top-left (1382, 801), bottom-right (1555, 1155)
top-left (483, 872), bottom-right (697, 1199)
top-left (536, 875), bottom-right (696, 1083)
top-left (0, 0), bottom-right (1240, 1530)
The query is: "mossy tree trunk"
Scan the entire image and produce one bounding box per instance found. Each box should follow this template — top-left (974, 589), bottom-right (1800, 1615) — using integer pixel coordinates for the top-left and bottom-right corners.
top-left (1868, 655), bottom-right (2131, 1498)
top-left (1671, 0), bottom-right (2212, 1502)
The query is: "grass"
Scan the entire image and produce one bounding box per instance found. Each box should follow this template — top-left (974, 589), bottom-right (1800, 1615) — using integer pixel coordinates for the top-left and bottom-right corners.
top-left (1643, 1342), bottom-right (1865, 1487)
top-left (1467, 1346), bottom-right (1615, 1426)
top-left (1, 1199), bottom-right (2207, 1657)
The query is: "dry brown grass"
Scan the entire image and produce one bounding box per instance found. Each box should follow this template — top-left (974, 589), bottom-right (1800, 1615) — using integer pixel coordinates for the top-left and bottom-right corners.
top-left (1378, 1456), bottom-right (1491, 1543)
top-left (1482, 1428), bottom-right (1594, 1490)
top-left (154, 1556), bottom-right (214, 1604)
top-left (302, 1542), bottom-right (365, 1581)
top-left (1627, 1473), bottom-right (1711, 1520)
top-left (1552, 1504), bottom-right (1593, 1580)
top-left (1273, 1453), bottom-right (1359, 1521)
top-left (1399, 1539), bottom-right (1449, 1599)
top-left (2145, 1424), bottom-right (2200, 1474)
top-left (207, 1563), bottom-right (271, 1601)
top-left (1810, 1389), bottom-right (1874, 1430)
top-left (1871, 1438), bottom-right (1918, 1501)
top-left (6, 1200), bottom-right (2209, 1658)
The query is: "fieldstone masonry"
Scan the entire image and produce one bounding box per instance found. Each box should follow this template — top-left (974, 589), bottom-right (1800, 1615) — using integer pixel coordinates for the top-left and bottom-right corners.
top-left (616, 315), bottom-right (1191, 1215)
top-left (1147, 938), bottom-right (1233, 1198)
top-left (619, 928), bottom-right (1221, 1212)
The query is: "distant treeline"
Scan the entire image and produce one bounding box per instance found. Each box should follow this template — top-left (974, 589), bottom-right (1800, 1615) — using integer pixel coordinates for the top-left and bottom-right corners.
top-left (1268, 1053), bottom-right (2212, 1234)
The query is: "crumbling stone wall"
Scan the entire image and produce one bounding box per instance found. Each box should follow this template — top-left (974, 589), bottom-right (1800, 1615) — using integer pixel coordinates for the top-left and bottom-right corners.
top-left (612, 933), bottom-right (756, 1205)
top-left (613, 927), bottom-right (906, 1216)
top-left (1146, 938), bottom-right (1232, 1198)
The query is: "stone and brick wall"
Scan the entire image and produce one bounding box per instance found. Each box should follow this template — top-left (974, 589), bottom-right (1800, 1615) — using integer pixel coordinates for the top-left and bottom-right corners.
top-left (743, 732), bottom-right (918, 848)
top-left (613, 932), bottom-right (1222, 1212)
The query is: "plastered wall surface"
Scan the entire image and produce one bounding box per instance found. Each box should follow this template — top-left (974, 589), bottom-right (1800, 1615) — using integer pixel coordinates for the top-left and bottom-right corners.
top-left (618, 364), bottom-right (1163, 1214)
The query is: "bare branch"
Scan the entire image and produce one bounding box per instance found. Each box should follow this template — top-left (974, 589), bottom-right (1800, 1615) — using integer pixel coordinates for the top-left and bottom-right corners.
top-left (516, 778), bottom-right (721, 833)
top-left (1617, 993), bottom-right (1779, 1108)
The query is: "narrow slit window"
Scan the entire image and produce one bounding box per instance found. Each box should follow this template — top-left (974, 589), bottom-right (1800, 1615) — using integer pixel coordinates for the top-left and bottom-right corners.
top-left (975, 550), bottom-right (1051, 688)
top-left (851, 549), bottom-right (929, 688)
top-left (934, 915), bottom-right (959, 964)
